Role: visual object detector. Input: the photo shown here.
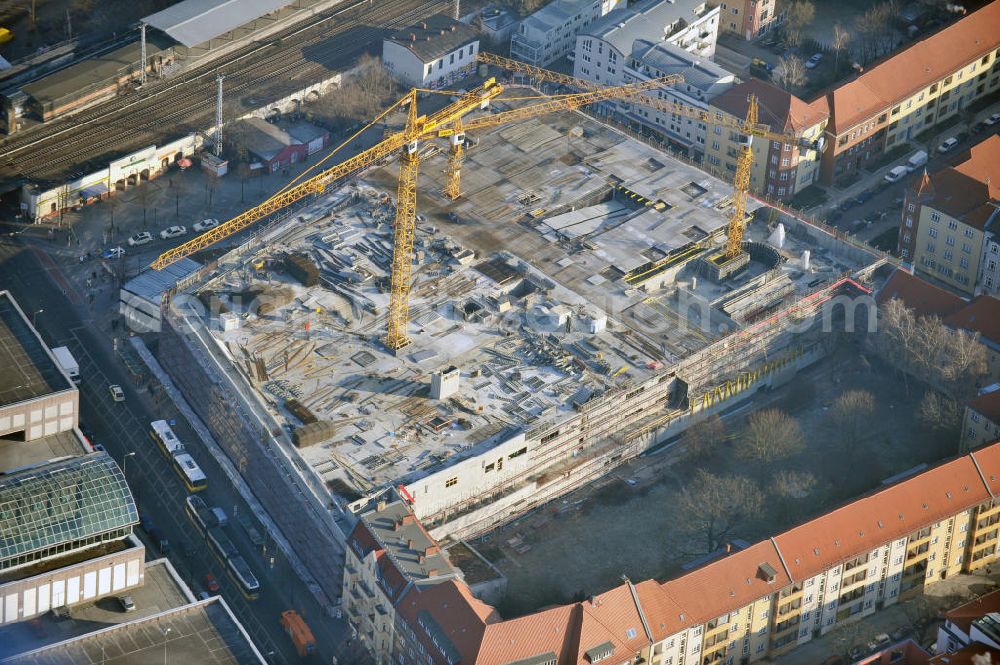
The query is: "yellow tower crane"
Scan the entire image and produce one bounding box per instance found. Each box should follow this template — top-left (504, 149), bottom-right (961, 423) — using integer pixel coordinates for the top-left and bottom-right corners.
top-left (476, 53), bottom-right (819, 260)
top-left (152, 62), bottom-right (681, 351)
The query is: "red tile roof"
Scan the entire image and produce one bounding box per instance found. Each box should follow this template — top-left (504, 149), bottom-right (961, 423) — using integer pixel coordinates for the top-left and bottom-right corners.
top-left (820, 1), bottom-right (1000, 134)
top-left (774, 456), bottom-right (990, 581)
top-left (945, 296), bottom-right (1000, 344)
top-left (945, 589), bottom-right (1000, 634)
top-left (876, 270), bottom-right (964, 318)
top-left (660, 541), bottom-right (790, 625)
top-left (382, 441), bottom-right (1000, 665)
top-left (952, 135), bottom-right (1000, 201)
top-left (711, 78), bottom-right (828, 134)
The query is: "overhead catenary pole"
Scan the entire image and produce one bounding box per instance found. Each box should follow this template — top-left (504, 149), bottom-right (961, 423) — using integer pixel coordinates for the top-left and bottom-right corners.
top-left (139, 22), bottom-right (147, 86)
top-left (215, 72), bottom-right (225, 157)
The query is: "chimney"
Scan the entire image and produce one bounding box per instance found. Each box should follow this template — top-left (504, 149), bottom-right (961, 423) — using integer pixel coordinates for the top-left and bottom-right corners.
top-left (407, 538), bottom-right (415, 550)
top-left (393, 519), bottom-right (403, 532)
top-left (425, 545), bottom-right (440, 556)
top-left (427, 568), bottom-right (439, 577)
top-left (377, 499), bottom-right (387, 511)
top-left (421, 21), bottom-right (428, 29)
top-left (402, 513), bottom-right (417, 525)
top-left (410, 33), bottom-right (416, 42)
top-left (418, 553), bottom-right (425, 564)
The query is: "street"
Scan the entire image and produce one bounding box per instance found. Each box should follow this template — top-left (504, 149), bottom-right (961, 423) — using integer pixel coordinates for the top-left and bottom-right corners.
top-left (0, 240), bottom-right (365, 664)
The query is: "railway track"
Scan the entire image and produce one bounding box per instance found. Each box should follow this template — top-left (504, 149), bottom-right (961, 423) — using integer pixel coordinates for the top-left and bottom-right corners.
top-left (0, 0), bottom-right (449, 185)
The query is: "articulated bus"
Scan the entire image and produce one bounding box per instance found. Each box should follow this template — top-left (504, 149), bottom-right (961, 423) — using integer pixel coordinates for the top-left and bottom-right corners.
top-left (150, 419), bottom-right (184, 456)
top-left (150, 420), bottom-right (207, 492)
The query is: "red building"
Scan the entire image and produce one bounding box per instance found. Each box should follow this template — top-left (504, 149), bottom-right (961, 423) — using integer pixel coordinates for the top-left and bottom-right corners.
top-left (236, 117), bottom-right (329, 173)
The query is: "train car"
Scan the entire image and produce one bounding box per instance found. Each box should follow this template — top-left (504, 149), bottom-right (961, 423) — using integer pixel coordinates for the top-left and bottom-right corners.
top-left (173, 452), bottom-right (207, 492)
top-left (150, 420), bottom-right (185, 457)
top-left (206, 526), bottom-right (239, 563)
top-left (227, 555), bottom-right (260, 600)
top-left (185, 495), bottom-right (216, 533)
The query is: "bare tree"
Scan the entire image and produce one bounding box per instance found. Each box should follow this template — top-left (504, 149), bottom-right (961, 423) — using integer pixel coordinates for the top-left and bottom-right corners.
top-left (736, 409), bottom-right (805, 462)
top-left (855, 1), bottom-right (897, 64)
top-left (675, 470), bottom-right (764, 553)
top-left (782, 0), bottom-right (816, 47)
top-left (832, 23), bottom-right (850, 73)
top-left (680, 414), bottom-right (726, 461)
top-left (829, 389), bottom-right (876, 448)
top-left (918, 391), bottom-right (963, 433)
top-left (773, 55), bottom-right (807, 92)
top-left (316, 55), bottom-right (401, 130)
top-left (902, 594), bottom-right (963, 643)
top-left (770, 469), bottom-right (818, 499)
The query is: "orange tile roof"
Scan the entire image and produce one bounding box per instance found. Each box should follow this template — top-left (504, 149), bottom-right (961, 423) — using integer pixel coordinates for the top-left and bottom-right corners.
top-left (821, 1), bottom-right (1000, 134)
top-left (396, 579), bottom-right (498, 663)
top-left (660, 541), bottom-right (790, 625)
top-left (633, 580), bottom-right (686, 642)
top-left (476, 604), bottom-right (580, 665)
top-left (945, 296), bottom-right (1000, 344)
top-left (945, 589), bottom-right (1000, 634)
top-left (952, 135), bottom-right (1000, 201)
top-left (876, 270), bottom-right (964, 318)
top-left (774, 456), bottom-right (990, 581)
top-left (970, 444), bottom-right (1000, 497)
top-left (574, 585), bottom-right (650, 663)
top-left (711, 78), bottom-right (828, 134)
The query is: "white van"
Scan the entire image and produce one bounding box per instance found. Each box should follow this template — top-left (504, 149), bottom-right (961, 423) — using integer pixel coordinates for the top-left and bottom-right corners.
top-left (906, 150), bottom-right (928, 171)
top-left (884, 166), bottom-right (909, 183)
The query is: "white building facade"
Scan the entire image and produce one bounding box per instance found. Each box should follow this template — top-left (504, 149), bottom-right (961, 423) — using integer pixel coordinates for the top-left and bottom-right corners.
top-left (615, 39), bottom-right (734, 160)
top-left (382, 15), bottom-right (480, 88)
top-left (572, 0), bottom-right (720, 87)
top-left (509, 0), bottom-right (625, 66)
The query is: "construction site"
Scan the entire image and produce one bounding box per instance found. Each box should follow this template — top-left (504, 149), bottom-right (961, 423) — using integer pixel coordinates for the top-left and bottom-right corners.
top-left (150, 65), bottom-right (892, 580)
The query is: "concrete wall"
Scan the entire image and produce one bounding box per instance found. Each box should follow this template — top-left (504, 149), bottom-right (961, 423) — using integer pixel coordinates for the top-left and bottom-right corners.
top-left (0, 539), bottom-right (145, 624)
top-left (0, 390), bottom-right (79, 441)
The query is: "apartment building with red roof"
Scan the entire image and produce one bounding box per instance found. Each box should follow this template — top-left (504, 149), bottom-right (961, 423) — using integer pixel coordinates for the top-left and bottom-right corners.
top-left (705, 79), bottom-right (828, 201)
top-left (342, 439), bottom-right (1000, 665)
top-left (809, 0), bottom-right (1000, 186)
top-left (963, 387), bottom-right (1000, 454)
top-left (898, 136), bottom-right (1000, 295)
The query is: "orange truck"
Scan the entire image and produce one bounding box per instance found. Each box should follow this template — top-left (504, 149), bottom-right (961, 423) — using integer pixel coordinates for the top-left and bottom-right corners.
top-left (280, 610), bottom-right (316, 658)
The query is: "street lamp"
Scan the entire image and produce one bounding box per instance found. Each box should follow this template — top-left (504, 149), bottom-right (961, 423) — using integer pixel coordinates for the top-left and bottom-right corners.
top-left (163, 627), bottom-right (172, 665)
top-left (32, 309), bottom-right (43, 327)
top-left (122, 451), bottom-right (136, 478)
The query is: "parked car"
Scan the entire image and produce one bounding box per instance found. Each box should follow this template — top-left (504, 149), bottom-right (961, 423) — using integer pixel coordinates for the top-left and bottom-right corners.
top-left (193, 218), bottom-right (219, 232)
top-left (937, 137), bottom-right (959, 153)
top-left (204, 573), bottom-right (221, 593)
top-left (805, 53), bottom-right (823, 69)
top-left (884, 165), bottom-right (909, 183)
top-left (854, 191), bottom-right (874, 205)
top-left (159, 225), bottom-right (187, 239)
top-left (197, 591), bottom-right (212, 601)
top-left (102, 247), bottom-right (125, 259)
top-left (127, 231), bottom-right (152, 246)
top-left (985, 112), bottom-right (1000, 126)
top-left (109, 384), bottom-right (125, 402)
top-left (117, 595), bottom-right (136, 612)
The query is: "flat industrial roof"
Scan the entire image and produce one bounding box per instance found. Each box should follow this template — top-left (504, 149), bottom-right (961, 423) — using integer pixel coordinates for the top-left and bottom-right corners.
top-left (20, 37), bottom-right (171, 106)
top-left (0, 560), bottom-right (266, 664)
top-left (144, 0), bottom-right (291, 48)
top-left (0, 292), bottom-right (72, 408)
top-left (0, 429), bottom-right (88, 474)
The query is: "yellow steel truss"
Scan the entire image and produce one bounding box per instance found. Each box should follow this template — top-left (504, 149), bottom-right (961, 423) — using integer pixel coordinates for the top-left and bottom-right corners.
top-left (724, 95), bottom-right (758, 259)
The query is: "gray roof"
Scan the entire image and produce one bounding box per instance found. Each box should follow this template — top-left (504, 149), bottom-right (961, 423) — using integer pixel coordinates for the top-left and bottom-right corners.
top-left (144, 0), bottom-right (292, 48)
top-left (631, 39), bottom-right (733, 95)
top-left (356, 500), bottom-right (457, 586)
top-left (585, 0), bottom-right (710, 54)
top-left (123, 258), bottom-right (200, 303)
top-left (21, 38), bottom-right (168, 105)
top-left (3, 597), bottom-right (266, 665)
top-left (0, 292), bottom-right (72, 408)
top-left (521, 0), bottom-right (593, 34)
top-left (235, 118), bottom-right (327, 162)
top-left (0, 454), bottom-right (138, 567)
top-left (387, 14), bottom-right (477, 62)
